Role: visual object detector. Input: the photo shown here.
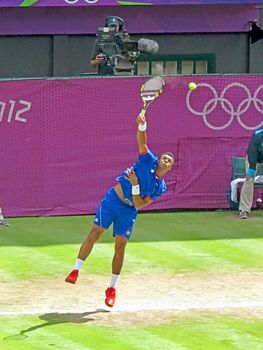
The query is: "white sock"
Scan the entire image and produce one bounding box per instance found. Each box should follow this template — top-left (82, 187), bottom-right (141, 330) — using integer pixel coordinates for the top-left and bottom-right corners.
top-left (109, 273), bottom-right (119, 288)
top-left (73, 258), bottom-right (84, 271)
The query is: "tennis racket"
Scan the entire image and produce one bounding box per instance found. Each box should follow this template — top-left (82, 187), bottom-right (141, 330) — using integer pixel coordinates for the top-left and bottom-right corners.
top-left (139, 76), bottom-right (165, 117)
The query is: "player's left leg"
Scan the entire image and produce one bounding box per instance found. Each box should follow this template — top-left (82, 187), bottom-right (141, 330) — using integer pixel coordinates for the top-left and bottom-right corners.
top-left (112, 235), bottom-right (128, 275)
top-left (105, 235), bottom-right (128, 307)
top-left (104, 190), bottom-right (137, 307)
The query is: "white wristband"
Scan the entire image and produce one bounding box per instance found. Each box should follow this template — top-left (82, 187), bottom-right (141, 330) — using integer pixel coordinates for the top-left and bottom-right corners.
top-left (138, 122), bottom-right (147, 132)
top-left (132, 185), bottom-right (140, 195)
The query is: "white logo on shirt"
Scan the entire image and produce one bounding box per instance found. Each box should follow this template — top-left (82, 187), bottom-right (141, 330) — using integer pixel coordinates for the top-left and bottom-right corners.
top-left (124, 198), bottom-right (133, 206)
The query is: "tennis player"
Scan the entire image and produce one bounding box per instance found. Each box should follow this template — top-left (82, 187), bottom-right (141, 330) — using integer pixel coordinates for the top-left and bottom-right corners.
top-left (65, 113), bottom-right (174, 307)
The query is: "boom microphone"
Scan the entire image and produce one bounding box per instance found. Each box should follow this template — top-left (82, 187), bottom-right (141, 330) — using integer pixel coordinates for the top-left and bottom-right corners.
top-left (138, 38), bottom-right (159, 54)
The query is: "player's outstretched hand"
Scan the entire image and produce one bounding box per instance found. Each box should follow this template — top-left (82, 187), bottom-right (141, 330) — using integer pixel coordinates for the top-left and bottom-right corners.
top-left (136, 113), bottom-right (146, 125)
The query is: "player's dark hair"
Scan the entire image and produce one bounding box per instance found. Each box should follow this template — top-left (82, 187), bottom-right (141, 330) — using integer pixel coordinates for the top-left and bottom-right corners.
top-left (162, 152), bottom-right (175, 161)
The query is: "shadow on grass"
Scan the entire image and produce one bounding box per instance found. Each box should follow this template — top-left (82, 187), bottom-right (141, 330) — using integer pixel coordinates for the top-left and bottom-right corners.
top-left (3, 309), bottom-right (109, 340)
top-left (0, 211), bottom-right (262, 246)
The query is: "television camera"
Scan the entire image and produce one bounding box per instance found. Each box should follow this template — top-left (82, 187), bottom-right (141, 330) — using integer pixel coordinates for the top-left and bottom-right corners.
top-left (97, 26), bottom-right (140, 75)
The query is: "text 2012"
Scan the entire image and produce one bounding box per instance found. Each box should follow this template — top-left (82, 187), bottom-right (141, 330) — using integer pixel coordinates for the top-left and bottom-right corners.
top-left (0, 100), bottom-right (31, 124)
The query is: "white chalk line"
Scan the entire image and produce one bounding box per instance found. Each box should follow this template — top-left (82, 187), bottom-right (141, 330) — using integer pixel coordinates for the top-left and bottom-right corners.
top-left (1, 301), bottom-right (263, 316)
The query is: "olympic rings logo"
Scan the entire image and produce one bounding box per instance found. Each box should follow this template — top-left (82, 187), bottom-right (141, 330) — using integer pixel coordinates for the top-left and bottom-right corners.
top-left (64, 0), bottom-right (98, 4)
top-left (186, 82), bottom-right (263, 130)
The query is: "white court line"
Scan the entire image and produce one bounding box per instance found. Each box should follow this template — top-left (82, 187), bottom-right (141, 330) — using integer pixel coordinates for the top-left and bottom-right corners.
top-left (1, 301), bottom-right (263, 316)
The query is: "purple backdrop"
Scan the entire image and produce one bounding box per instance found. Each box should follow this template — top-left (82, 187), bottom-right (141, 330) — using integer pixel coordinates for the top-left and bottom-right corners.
top-left (0, 75), bottom-right (263, 217)
top-left (0, 5), bottom-right (258, 35)
top-left (0, 1), bottom-right (261, 6)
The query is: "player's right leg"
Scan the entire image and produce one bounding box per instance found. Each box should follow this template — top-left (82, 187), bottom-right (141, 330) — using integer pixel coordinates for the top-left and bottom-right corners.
top-left (78, 225), bottom-right (105, 261)
top-left (65, 225), bottom-right (105, 284)
top-left (65, 188), bottom-right (115, 284)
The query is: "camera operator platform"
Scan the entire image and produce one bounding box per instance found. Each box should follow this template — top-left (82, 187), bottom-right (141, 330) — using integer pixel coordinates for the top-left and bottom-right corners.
top-left (90, 16), bottom-right (139, 76)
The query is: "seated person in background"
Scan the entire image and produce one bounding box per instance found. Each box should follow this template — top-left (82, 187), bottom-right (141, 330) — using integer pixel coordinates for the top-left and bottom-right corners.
top-left (239, 128), bottom-right (263, 219)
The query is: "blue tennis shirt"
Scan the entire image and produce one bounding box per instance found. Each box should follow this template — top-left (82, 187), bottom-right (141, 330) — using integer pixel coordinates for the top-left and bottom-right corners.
top-left (116, 149), bottom-right (167, 206)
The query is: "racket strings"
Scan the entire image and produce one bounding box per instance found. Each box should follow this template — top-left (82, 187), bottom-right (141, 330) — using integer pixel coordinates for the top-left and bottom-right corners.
top-left (141, 90), bottom-right (161, 95)
top-left (140, 76), bottom-right (165, 109)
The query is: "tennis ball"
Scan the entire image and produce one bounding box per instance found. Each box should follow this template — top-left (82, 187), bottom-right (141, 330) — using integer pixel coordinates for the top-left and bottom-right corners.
top-left (188, 82), bottom-right (197, 90)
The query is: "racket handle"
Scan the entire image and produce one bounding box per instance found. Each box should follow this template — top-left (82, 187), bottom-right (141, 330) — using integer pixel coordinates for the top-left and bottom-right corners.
top-left (139, 109), bottom-right (146, 118)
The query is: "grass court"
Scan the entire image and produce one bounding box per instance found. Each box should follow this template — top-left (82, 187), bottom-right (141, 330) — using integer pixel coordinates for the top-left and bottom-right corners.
top-left (0, 210), bottom-right (263, 350)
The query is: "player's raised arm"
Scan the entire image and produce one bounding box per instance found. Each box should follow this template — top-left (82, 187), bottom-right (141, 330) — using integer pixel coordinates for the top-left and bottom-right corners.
top-left (136, 113), bottom-right (148, 154)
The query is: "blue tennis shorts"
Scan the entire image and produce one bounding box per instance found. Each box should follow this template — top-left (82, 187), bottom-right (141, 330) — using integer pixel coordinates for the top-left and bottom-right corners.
top-left (93, 187), bottom-right (138, 240)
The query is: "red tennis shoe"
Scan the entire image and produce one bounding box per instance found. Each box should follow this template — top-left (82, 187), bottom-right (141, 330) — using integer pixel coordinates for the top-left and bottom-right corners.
top-left (65, 269), bottom-right (79, 284)
top-left (105, 287), bottom-right (116, 307)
